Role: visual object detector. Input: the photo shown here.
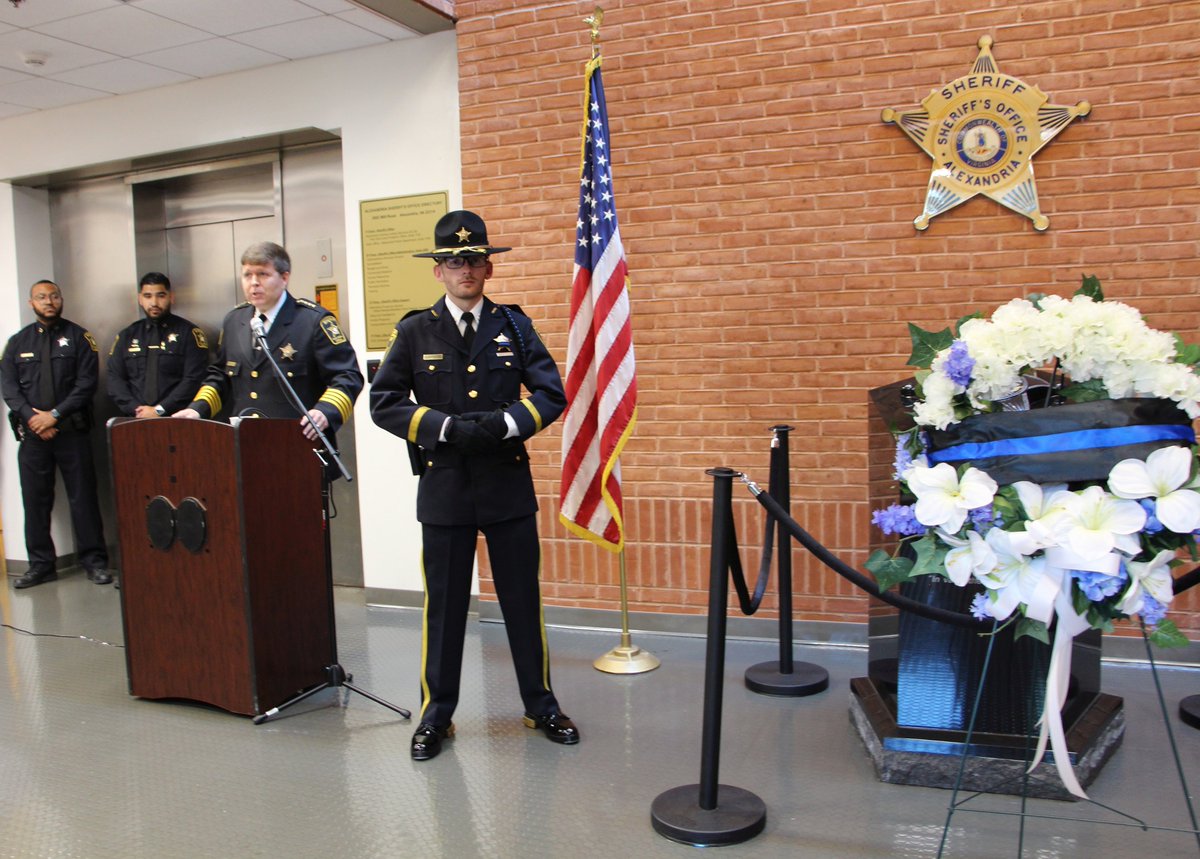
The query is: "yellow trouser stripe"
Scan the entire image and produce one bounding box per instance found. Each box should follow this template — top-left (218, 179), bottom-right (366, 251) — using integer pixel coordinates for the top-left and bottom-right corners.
top-left (418, 549), bottom-right (432, 721)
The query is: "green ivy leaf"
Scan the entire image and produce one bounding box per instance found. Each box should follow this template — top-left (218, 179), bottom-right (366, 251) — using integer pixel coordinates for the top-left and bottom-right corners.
top-left (1059, 378), bottom-right (1109, 403)
top-left (1015, 617), bottom-right (1051, 644)
top-left (1075, 274), bottom-right (1104, 302)
top-left (1174, 334), bottom-right (1200, 367)
top-left (1148, 619), bottom-right (1189, 649)
top-left (953, 311), bottom-right (982, 337)
top-left (910, 532), bottom-right (948, 578)
top-left (907, 322), bottom-right (954, 370)
top-left (864, 550), bottom-right (914, 592)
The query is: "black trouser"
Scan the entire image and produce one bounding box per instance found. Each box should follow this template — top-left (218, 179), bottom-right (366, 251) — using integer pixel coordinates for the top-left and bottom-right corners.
top-left (418, 515), bottom-right (558, 726)
top-left (18, 430), bottom-right (108, 573)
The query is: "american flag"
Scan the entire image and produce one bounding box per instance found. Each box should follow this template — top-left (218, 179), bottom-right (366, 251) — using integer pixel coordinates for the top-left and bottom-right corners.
top-left (559, 56), bottom-right (637, 551)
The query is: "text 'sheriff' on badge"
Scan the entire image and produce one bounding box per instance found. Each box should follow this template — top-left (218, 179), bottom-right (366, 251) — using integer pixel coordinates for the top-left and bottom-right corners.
top-left (881, 36), bottom-right (1091, 231)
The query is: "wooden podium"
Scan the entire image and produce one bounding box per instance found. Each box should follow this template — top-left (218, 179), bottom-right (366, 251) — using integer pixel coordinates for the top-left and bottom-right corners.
top-left (109, 418), bottom-right (333, 716)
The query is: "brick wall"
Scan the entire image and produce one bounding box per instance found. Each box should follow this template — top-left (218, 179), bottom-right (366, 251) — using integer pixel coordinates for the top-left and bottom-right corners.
top-left (454, 0), bottom-right (1200, 638)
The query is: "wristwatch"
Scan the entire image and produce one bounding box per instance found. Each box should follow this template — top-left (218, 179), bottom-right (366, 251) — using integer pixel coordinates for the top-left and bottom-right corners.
top-left (154, 405), bottom-right (166, 416)
top-left (50, 408), bottom-right (60, 419)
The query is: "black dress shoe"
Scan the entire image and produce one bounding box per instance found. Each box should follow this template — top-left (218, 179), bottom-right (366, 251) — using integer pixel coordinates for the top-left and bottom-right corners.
top-left (86, 568), bottom-right (113, 585)
top-left (523, 712), bottom-right (580, 745)
top-left (411, 722), bottom-right (454, 761)
top-left (13, 569), bottom-right (57, 589)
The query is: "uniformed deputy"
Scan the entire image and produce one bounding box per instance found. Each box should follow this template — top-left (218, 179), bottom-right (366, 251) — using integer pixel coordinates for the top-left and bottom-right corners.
top-left (176, 242), bottom-right (362, 445)
top-left (108, 272), bottom-right (208, 419)
top-left (1, 280), bottom-right (112, 588)
top-left (370, 210), bottom-right (578, 761)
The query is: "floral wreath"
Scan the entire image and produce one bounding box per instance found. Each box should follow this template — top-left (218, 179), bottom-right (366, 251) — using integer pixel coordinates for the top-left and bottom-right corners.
top-left (866, 276), bottom-right (1200, 797)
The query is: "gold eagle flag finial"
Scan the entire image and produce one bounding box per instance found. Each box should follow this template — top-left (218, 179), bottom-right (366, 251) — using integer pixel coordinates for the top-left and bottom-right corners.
top-left (584, 7), bottom-right (603, 58)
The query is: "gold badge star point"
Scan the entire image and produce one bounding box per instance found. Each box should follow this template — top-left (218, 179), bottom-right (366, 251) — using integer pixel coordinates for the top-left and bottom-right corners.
top-left (167, 333), bottom-right (178, 343)
top-left (279, 343), bottom-right (297, 360)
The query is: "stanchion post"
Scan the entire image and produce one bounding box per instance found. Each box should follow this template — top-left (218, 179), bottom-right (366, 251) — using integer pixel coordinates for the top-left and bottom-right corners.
top-left (651, 468), bottom-right (766, 846)
top-left (744, 426), bottom-right (830, 697)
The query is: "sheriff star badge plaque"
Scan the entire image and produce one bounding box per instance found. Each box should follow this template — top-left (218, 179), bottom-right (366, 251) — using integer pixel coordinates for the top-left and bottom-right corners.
top-left (882, 36), bottom-right (1090, 231)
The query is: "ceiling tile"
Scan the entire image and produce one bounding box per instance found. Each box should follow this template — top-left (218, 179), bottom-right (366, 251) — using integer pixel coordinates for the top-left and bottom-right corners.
top-left (0, 76), bottom-right (108, 109)
top-left (0, 0), bottom-right (116, 29)
top-left (335, 8), bottom-right (418, 39)
top-left (135, 37), bottom-right (286, 78)
top-left (132, 0), bottom-right (323, 37)
top-left (35, 5), bottom-right (210, 56)
top-left (0, 100), bottom-right (35, 118)
top-left (52, 58), bottom-right (195, 95)
top-left (0, 29), bottom-right (118, 76)
top-left (297, 1), bottom-right (360, 13)
top-left (228, 16), bottom-right (386, 61)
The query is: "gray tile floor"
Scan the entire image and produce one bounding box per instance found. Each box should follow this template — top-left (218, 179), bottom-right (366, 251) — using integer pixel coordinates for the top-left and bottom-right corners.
top-left (3, 569), bottom-right (1200, 858)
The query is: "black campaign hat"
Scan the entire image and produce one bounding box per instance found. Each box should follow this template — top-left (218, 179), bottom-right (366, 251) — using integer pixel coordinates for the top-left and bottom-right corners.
top-left (413, 210), bottom-right (512, 258)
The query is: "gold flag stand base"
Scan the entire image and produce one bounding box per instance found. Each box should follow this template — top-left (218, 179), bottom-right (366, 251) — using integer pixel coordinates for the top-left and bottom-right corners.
top-left (593, 548), bottom-right (660, 674)
top-left (594, 632), bottom-right (660, 674)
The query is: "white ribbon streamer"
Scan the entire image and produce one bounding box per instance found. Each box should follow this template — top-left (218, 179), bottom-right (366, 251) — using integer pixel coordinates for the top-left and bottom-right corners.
top-left (1025, 547), bottom-right (1120, 799)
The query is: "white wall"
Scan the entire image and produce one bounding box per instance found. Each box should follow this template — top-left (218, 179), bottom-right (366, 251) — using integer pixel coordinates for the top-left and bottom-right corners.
top-left (0, 33), bottom-right (461, 592)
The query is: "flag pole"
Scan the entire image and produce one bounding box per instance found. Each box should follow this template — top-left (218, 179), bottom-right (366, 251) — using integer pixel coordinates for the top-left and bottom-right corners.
top-left (594, 546), bottom-right (660, 674)
top-left (578, 6), bottom-right (659, 675)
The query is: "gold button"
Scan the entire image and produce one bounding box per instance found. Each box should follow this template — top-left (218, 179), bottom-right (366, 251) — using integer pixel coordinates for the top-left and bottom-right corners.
top-left (468, 390), bottom-right (478, 399)
top-left (250, 392), bottom-right (258, 399)
top-left (505, 361), bottom-right (512, 367)
top-left (287, 372), bottom-right (294, 377)
top-left (467, 364), bottom-right (476, 373)
top-left (426, 460), bottom-right (433, 468)
top-left (428, 364), bottom-right (436, 371)
top-left (250, 370), bottom-right (258, 378)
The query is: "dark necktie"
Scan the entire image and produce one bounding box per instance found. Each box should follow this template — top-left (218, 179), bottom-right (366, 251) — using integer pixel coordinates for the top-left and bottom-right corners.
top-left (144, 322), bottom-right (160, 405)
top-left (39, 328), bottom-right (55, 408)
top-left (253, 313), bottom-right (267, 350)
top-left (461, 311), bottom-right (475, 352)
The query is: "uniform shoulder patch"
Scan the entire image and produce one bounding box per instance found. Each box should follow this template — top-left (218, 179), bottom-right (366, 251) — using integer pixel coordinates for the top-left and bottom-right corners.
top-left (84, 331), bottom-right (99, 352)
top-left (320, 316), bottom-right (347, 345)
top-left (192, 328), bottom-right (209, 350)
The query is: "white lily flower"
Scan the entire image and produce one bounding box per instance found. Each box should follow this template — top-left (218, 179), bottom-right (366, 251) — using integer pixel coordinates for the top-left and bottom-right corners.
top-left (1118, 549), bottom-right (1176, 616)
top-left (1012, 481), bottom-right (1072, 551)
top-left (906, 462), bottom-right (998, 534)
top-left (975, 528), bottom-right (1046, 619)
top-left (944, 530), bottom-right (996, 586)
top-left (1108, 446), bottom-right (1200, 534)
top-left (1058, 485), bottom-right (1147, 561)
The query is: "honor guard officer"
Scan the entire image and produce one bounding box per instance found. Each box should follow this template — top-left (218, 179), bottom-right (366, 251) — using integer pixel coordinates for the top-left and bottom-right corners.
top-left (175, 242), bottom-right (363, 444)
top-left (108, 272), bottom-right (208, 419)
top-left (370, 210), bottom-right (579, 761)
top-left (1, 280), bottom-right (112, 588)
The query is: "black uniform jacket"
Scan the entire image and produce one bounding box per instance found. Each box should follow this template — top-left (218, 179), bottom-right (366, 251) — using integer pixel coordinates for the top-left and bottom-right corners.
top-left (107, 312), bottom-right (209, 416)
top-left (189, 293), bottom-right (363, 432)
top-left (370, 295), bottom-right (566, 527)
top-left (1, 318), bottom-right (99, 433)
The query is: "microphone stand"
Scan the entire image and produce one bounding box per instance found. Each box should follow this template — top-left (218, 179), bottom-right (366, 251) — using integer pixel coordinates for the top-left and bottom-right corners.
top-left (247, 319), bottom-right (411, 724)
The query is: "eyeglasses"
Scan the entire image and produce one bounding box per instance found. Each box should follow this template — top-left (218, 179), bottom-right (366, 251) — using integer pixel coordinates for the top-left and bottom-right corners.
top-left (437, 256), bottom-right (490, 270)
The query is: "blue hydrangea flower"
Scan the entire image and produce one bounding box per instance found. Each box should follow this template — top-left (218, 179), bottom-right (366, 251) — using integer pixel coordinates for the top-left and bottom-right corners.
top-left (944, 340), bottom-right (975, 388)
top-left (1141, 594), bottom-right (1168, 626)
top-left (1139, 498), bottom-right (1164, 534)
top-left (967, 504), bottom-right (1002, 533)
top-left (871, 504), bottom-right (927, 537)
top-left (1071, 568), bottom-right (1129, 602)
top-left (893, 438), bottom-right (913, 481)
top-left (970, 592), bottom-right (991, 620)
